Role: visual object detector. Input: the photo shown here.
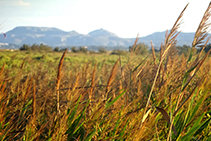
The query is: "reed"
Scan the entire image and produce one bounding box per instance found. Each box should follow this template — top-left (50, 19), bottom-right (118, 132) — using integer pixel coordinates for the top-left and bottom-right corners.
top-left (141, 3), bottom-right (188, 131)
top-left (167, 2), bottom-right (211, 140)
top-left (150, 40), bottom-right (157, 66)
top-left (56, 49), bottom-right (67, 114)
top-left (88, 62), bottom-right (97, 115)
top-left (0, 2), bottom-right (211, 140)
top-left (105, 58), bottom-right (120, 99)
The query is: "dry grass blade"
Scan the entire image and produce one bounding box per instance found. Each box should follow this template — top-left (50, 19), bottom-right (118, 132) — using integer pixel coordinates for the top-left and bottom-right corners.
top-left (90, 62), bottom-right (97, 101)
top-left (56, 49), bottom-right (68, 114)
top-left (90, 102), bottom-right (105, 120)
top-left (197, 36), bottom-right (211, 59)
top-left (160, 43), bottom-right (163, 61)
top-left (173, 80), bottom-right (201, 116)
top-left (105, 58), bottom-right (120, 99)
top-left (164, 30), bottom-right (168, 48)
top-left (159, 43), bottom-right (163, 80)
top-left (167, 4), bottom-right (211, 139)
top-left (183, 49), bottom-right (211, 91)
top-left (141, 108), bottom-right (151, 123)
top-left (119, 55), bottom-right (124, 85)
top-left (0, 62), bottom-right (5, 79)
top-left (150, 40), bottom-right (157, 66)
top-left (32, 121), bottom-right (50, 140)
top-left (136, 59), bottom-right (149, 78)
top-left (174, 50), bottom-right (211, 115)
top-left (162, 4), bottom-right (188, 60)
top-left (23, 77), bottom-right (33, 104)
top-left (56, 49), bottom-right (68, 89)
top-left (32, 80), bottom-right (36, 122)
top-left (162, 31), bottom-right (180, 62)
top-left (141, 4), bottom-right (188, 129)
top-left (156, 107), bottom-right (177, 136)
top-left (130, 34), bottom-right (139, 55)
top-left (58, 84), bottom-right (118, 91)
top-left (192, 2), bottom-right (211, 48)
top-left (20, 57), bottom-right (27, 70)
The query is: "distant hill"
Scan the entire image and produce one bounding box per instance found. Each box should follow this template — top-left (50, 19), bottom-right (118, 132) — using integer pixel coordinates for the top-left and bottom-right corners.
top-left (140, 31), bottom-right (195, 48)
top-left (0, 26), bottom-right (208, 49)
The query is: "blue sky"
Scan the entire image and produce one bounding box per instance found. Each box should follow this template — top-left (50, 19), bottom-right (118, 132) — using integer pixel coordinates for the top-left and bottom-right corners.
top-left (0, 0), bottom-right (210, 38)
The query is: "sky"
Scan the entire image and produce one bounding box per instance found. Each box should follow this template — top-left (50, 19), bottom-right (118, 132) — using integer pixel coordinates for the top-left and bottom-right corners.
top-left (0, 0), bottom-right (211, 38)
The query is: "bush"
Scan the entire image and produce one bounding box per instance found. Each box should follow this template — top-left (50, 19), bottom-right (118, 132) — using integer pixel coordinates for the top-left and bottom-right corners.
top-left (110, 49), bottom-right (128, 55)
top-left (54, 47), bottom-right (60, 52)
top-left (176, 45), bottom-right (191, 56)
top-left (197, 43), bottom-right (211, 53)
top-left (39, 44), bottom-right (52, 52)
top-left (71, 47), bottom-right (78, 53)
top-left (60, 48), bottom-right (68, 51)
top-left (129, 43), bottom-right (149, 55)
top-left (79, 46), bottom-right (88, 53)
top-left (98, 47), bottom-right (107, 53)
top-left (19, 44), bottom-right (30, 51)
top-left (19, 44), bottom-right (53, 52)
top-left (70, 46), bottom-right (88, 53)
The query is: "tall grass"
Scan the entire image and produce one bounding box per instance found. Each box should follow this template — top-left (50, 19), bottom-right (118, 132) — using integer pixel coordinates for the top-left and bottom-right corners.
top-left (0, 3), bottom-right (211, 141)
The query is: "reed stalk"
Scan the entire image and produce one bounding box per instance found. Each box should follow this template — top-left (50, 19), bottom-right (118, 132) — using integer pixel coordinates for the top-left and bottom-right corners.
top-left (167, 2), bottom-right (211, 140)
top-left (56, 49), bottom-right (67, 114)
top-left (141, 4), bottom-right (188, 131)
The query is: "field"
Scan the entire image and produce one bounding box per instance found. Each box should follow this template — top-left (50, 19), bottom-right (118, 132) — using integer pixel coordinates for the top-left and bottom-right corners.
top-left (1, 4), bottom-right (211, 141)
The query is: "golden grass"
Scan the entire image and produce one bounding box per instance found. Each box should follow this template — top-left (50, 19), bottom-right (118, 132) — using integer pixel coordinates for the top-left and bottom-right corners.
top-left (0, 3), bottom-right (211, 141)
top-left (56, 49), bottom-right (67, 114)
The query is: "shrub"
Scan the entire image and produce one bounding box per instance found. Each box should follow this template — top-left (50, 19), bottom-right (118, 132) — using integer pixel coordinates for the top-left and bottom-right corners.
top-left (20, 44), bottom-right (52, 52)
top-left (79, 46), bottom-right (88, 53)
top-left (71, 46), bottom-right (78, 53)
top-left (98, 47), bottom-right (107, 53)
top-left (129, 43), bottom-right (149, 55)
top-left (110, 49), bottom-right (128, 55)
top-left (54, 47), bottom-right (60, 52)
top-left (19, 44), bottom-right (30, 51)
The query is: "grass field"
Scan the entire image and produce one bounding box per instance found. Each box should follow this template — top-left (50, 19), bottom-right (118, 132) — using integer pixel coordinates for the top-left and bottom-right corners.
top-left (1, 3), bottom-right (211, 141)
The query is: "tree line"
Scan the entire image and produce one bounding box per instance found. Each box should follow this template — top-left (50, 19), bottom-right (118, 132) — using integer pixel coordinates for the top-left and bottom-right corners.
top-left (19, 43), bottom-right (211, 55)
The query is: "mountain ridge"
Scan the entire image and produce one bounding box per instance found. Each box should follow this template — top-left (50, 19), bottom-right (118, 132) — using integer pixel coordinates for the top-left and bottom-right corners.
top-left (0, 26), bottom-right (206, 48)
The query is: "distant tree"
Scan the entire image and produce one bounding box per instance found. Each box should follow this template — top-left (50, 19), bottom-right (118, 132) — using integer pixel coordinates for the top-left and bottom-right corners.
top-left (60, 48), bottom-right (68, 51)
top-left (98, 47), bottom-right (107, 53)
top-left (110, 49), bottom-right (128, 55)
top-left (198, 43), bottom-right (211, 53)
top-left (19, 44), bottom-right (30, 51)
top-left (71, 46), bottom-right (78, 53)
top-left (79, 46), bottom-right (88, 53)
top-left (39, 44), bottom-right (52, 51)
top-left (31, 44), bottom-right (39, 50)
top-left (54, 47), bottom-right (60, 52)
top-left (20, 43), bottom-right (52, 52)
top-left (176, 45), bottom-right (191, 56)
top-left (129, 43), bottom-right (149, 55)
top-left (71, 46), bottom-right (88, 53)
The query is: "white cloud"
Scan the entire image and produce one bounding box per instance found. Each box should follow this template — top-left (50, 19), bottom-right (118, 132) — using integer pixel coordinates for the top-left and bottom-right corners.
top-left (0, 0), bottom-right (30, 6)
top-left (16, 0), bottom-right (30, 6)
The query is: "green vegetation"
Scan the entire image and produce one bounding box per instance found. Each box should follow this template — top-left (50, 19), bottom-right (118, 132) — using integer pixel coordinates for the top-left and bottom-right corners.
top-left (98, 47), bottom-right (107, 53)
top-left (19, 43), bottom-right (52, 52)
top-left (176, 45), bottom-right (191, 56)
top-left (198, 43), bottom-right (211, 53)
top-left (1, 3), bottom-right (211, 141)
top-left (70, 46), bottom-right (88, 53)
top-left (129, 42), bottom-right (149, 55)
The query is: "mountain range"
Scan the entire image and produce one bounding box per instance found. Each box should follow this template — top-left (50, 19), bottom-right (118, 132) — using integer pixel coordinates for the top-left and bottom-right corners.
top-left (0, 26), bottom-right (207, 49)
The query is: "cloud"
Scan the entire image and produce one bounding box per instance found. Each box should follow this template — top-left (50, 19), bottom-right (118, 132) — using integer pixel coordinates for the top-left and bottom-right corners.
top-left (0, 0), bottom-right (30, 6)
top-left (16, 0), bottom-right (30, 6)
